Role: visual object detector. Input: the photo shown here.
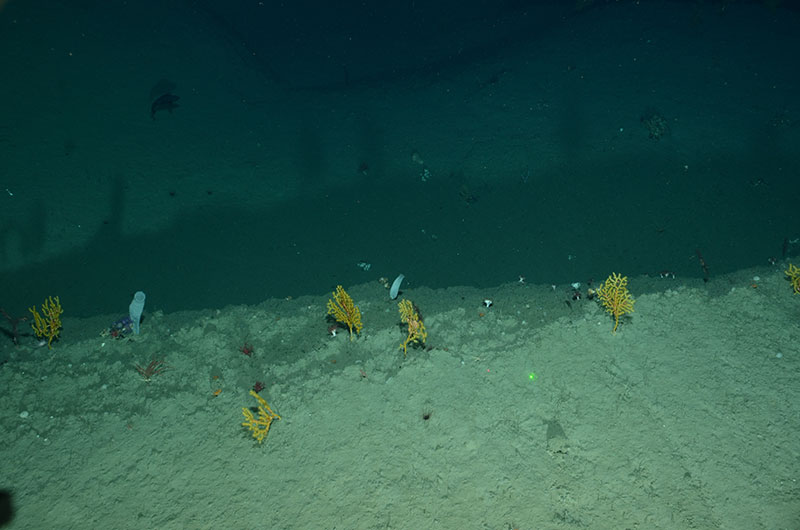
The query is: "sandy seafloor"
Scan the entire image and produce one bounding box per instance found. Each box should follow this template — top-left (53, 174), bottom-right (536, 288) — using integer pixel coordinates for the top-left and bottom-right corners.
top-left (1, 266), bottom-right (798, 529)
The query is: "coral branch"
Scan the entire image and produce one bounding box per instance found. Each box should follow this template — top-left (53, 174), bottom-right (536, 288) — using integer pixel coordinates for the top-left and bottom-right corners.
top-left (596, 273), bottom-right (635, 334)
top-left (326, 285), bottom-right (363, 340)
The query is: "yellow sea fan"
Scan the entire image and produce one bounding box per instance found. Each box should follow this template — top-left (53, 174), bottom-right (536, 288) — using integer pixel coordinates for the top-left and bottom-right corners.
top-left (326, 285), bottom-right (363, 340)
top-left (241, 390), bottom-right (281, 444)
top-left (398, 299), bottom-right (427, 355)
top-left (29, 295), bottom-right (63, 349)
top-left (595, 273), bottom-right (635, 333)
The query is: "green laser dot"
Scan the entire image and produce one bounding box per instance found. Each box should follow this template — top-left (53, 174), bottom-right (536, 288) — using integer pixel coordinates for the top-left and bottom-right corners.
top-left (528, 372), bottom-right (537, 382)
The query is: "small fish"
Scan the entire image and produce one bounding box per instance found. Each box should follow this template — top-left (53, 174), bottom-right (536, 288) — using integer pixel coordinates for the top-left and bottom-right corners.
top-left (151, 93), bottom-right (180, 119)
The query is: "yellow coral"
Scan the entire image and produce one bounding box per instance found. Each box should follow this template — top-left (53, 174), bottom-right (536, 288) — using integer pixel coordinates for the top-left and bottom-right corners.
top-left (241, 390), bottom-right (281, 444)
top-left (29, 296), bottom-right (63, 349)
top-left (398, 299), bottom-right (427, 356)
top-left (326, 285), bottom-right (363, 340)
top-left (595, 273), bottom-right (635, 333)
top-left (785, 263), bottom-right (800, 294)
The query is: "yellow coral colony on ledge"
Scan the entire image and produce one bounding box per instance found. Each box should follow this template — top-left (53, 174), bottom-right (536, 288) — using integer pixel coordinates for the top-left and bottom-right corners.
top-left (29, 295), bottom-right (63, 349)
top-left (785, 263), bottom-right (800, 294)
top-left (595, 273), bottom-right (635, 334)
top-left (327, 285), bottom-right (363, 340)
top-left (398, 299), bottom-right (427, 356)
top-left (241, 390), bottom-right (281, 444)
